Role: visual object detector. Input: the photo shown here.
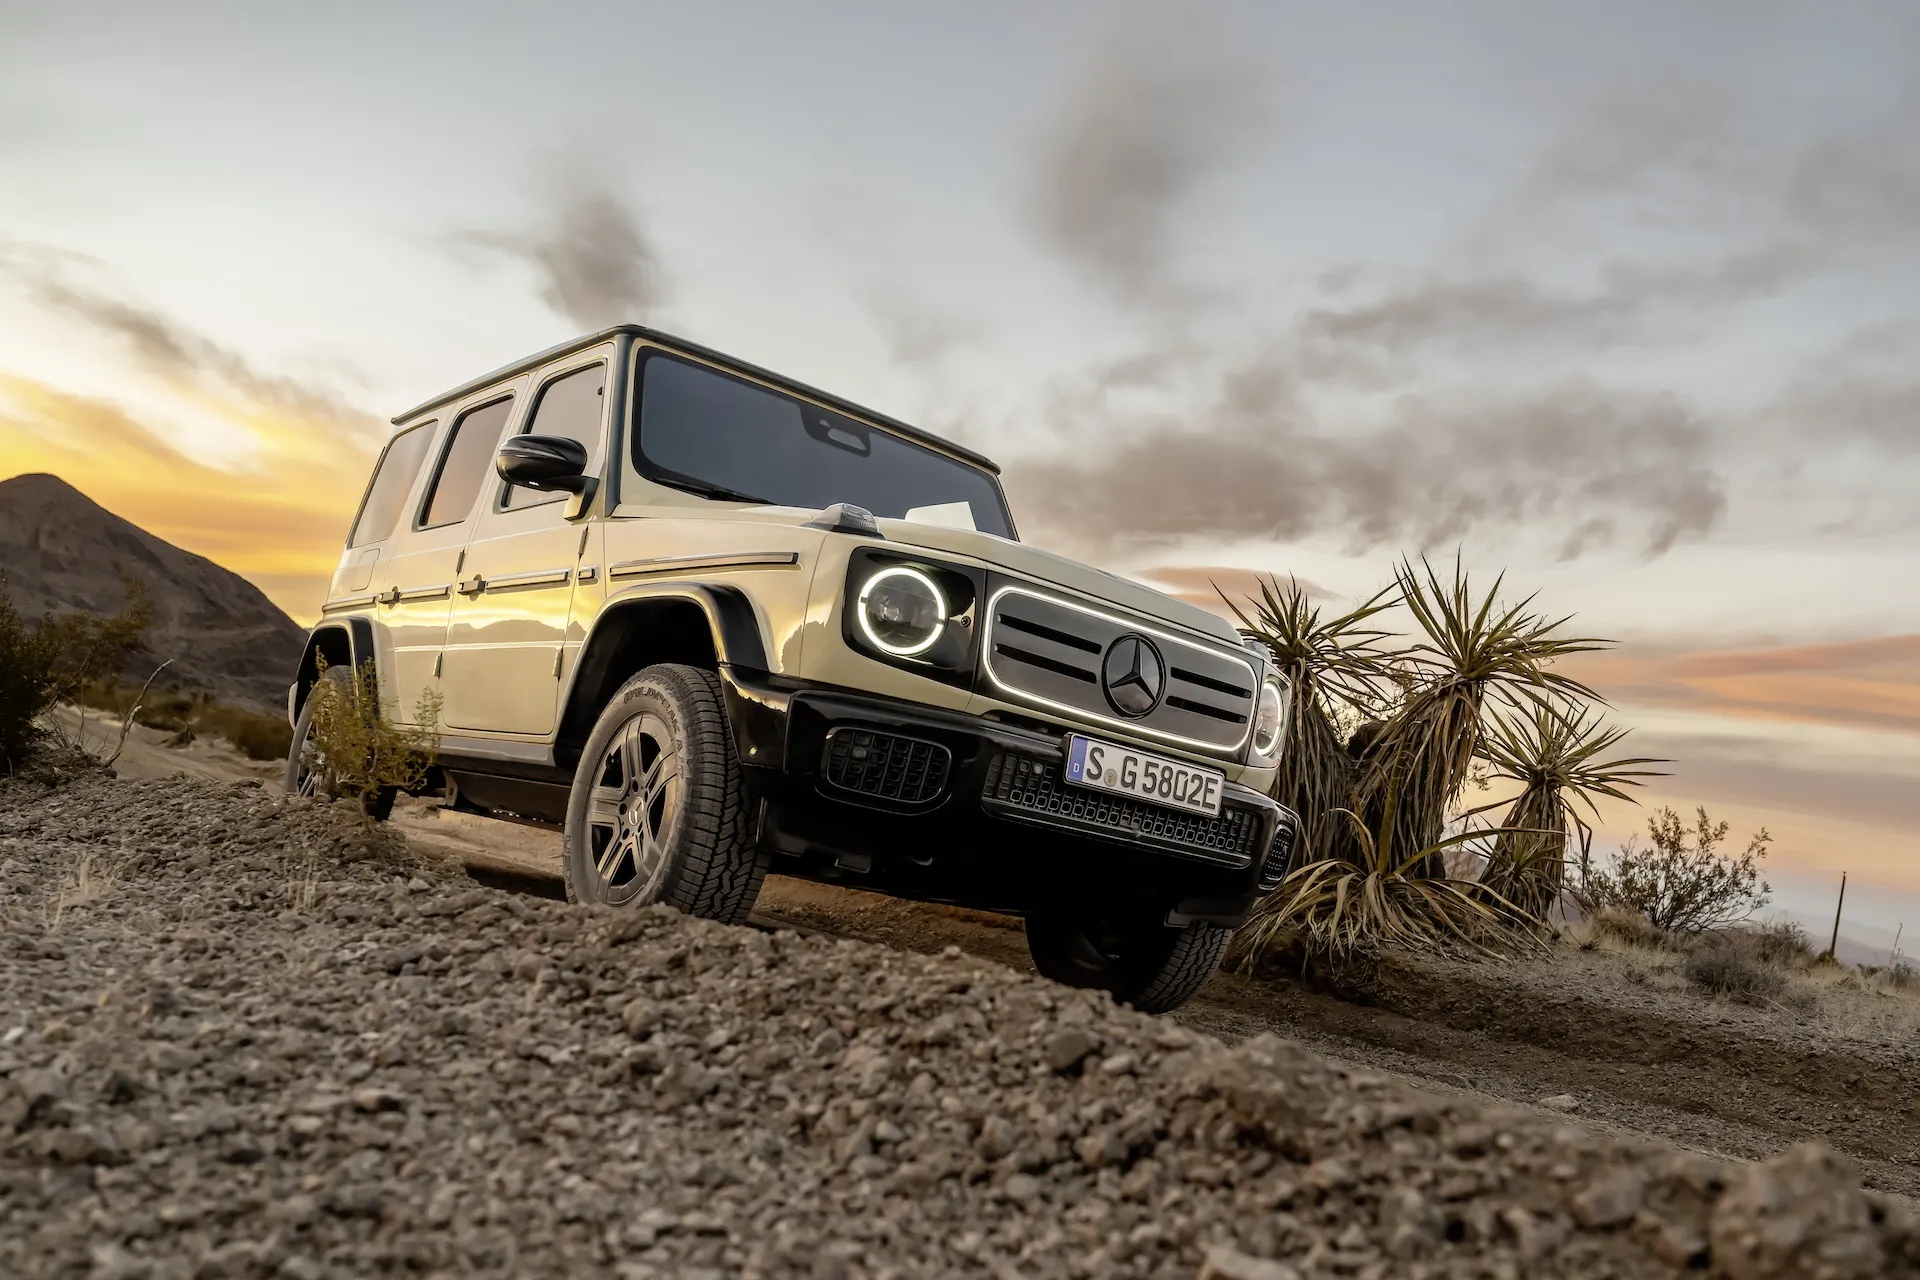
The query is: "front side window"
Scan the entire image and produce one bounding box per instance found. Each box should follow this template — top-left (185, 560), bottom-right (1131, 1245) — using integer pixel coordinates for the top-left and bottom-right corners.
top-left (349, 421), bottom-right (435, 547)
top-left (420, 395), bottom-right (515, 528)
top-left (631, 352), bottom-right (1015, 539)
top-left (503, 363), bottom-right (606, 510)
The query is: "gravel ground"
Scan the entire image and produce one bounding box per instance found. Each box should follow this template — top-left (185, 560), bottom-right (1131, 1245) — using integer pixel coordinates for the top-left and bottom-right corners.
top-left (4, 771), bottom-right (1918, 1279)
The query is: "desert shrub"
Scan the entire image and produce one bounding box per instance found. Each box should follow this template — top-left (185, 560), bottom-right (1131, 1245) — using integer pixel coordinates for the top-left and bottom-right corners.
top-left (74, 680), bottom-right (294, 761)
top-left (1589, 906), bottom-right (1666, 950)
top-left (301, 659), bottom-right (440, 814)
top-left (1744, 919), bottom-right (1815, 968)
top-left (1685, 934), bottom-right (1787, 1003)
top-left (0, 574), bottom-right (152, 771)
top-left (1572, 805), bottom-right (1771, 935)
top-left (196, 702), bottom-right (294, 761)
top-left (1887, 960), bottom-right (1916, 991)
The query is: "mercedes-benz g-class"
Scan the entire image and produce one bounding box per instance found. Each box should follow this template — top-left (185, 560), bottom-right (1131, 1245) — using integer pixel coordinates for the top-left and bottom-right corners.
top-left (288, 327), bottom-right (1296, 1011)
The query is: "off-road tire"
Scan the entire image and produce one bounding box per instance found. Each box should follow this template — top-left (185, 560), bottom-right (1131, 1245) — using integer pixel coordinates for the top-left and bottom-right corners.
top-left (283, 666), bottom-right (396, 822)
top-left (1026, 909), bottom-right (1230, 1013)
top-left (562, 663), bottom-right (764, 924)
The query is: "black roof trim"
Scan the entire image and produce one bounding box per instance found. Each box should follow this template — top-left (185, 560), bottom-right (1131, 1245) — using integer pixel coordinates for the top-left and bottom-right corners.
top-left (389, 324), bottom-right (1001, 475)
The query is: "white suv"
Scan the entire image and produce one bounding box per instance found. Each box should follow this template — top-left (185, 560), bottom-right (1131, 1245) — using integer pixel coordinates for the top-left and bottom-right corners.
top-left (289, 327), bottom-right (1295, 1011)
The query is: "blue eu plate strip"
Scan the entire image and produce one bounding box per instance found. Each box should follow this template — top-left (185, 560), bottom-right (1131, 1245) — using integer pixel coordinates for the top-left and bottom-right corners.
top-left (1065, 735), bottom-right (1089, 782)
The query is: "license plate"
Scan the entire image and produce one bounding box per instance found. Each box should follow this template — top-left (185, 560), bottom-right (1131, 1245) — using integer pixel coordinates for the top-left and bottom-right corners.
top-left (1064, 735), bottom-right (1224, 816)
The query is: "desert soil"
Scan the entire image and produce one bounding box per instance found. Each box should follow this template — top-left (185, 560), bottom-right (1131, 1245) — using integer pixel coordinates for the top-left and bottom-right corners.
top-left (5, 769), bottom-right (1918, 1280)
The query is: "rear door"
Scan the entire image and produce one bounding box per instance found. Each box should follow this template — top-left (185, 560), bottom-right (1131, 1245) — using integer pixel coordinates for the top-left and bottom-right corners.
top-left (439, 349), bottom-right (609, 735)
top-left (379, 386), bottom-right (524, 725)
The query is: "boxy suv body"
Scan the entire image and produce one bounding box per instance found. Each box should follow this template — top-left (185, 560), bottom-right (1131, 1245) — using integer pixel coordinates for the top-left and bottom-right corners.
top-left (289, 327), bottom-right (1297, 1011)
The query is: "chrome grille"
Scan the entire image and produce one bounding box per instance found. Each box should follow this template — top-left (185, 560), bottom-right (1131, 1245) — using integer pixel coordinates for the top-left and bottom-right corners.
top-left (821, 729), bottom-right (951, 805)
top-left (982, 585), bottom-right (1258, 752)
top-left (980, 752), bottom-right (1262, 868)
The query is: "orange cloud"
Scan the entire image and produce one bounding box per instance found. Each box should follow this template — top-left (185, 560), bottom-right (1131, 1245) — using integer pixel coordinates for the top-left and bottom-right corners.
top-left (1566, 636), bottom-right (1920, 738)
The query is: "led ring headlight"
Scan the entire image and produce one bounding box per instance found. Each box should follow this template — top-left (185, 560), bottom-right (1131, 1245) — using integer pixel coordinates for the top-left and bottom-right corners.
top-left (856, 565), bottom-right (948, 658)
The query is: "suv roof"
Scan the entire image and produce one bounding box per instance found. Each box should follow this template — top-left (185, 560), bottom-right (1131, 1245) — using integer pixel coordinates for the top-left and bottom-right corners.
top-left (389, 324), bottom-right (1002, 476)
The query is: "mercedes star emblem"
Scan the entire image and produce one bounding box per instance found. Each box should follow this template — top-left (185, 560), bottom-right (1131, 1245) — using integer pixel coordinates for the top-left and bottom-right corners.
top-left (1101, 634), bottom-right (1165, 718)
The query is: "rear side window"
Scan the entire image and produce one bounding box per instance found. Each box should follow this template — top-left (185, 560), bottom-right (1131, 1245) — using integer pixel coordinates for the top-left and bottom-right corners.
top-left (349, 422), bottom-right (435, 547)
top-left (503, 363), bottom-right (606, 510)
top-left (420, 396), bottom-right (515, 528)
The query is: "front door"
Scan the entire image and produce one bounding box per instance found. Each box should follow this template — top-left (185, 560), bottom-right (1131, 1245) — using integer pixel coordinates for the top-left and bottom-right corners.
top-left (440, 352), bottom-right (609, 736)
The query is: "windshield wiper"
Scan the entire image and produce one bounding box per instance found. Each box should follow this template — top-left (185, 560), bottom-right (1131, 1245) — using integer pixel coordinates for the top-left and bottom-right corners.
top-left (655, 476), bottom-right (771, 505)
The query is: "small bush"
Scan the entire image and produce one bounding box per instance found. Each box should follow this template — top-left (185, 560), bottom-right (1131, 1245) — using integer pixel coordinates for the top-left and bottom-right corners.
top-left (196, 702), bottom-right (294, 761)
top-left (1685, 936), bottom-right (1787, 1003)
top-left (302, 659), bottom-right (440, 815)
top-left (1888, 960), bottom-right (1916, 992)
top-left (1745, 919), bottom-right (1815, 968)
top-left (1589, 906), bottom-right (1665, 950)
top-left (0, 574), bottom-right (152, 771)
top-left (1572, 805), bottom-right (1772, 935)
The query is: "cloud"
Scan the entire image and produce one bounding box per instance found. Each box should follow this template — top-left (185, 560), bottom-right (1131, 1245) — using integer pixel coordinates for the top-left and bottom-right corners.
top-left (863, 282), bottom-right (981, 368)
top-left (1567, 635), bottom-right (1920, 739)
top-left (463, 181), bottom-right (667, 330)
top-left (0, 242), bottom-right (380, 436)
top-left (1023, 30), bottom-right (1265, 305)
top-left (0, 254), bottom-right (391, 621)
top-left (1009, 371), bottom-right (1725, 558)
top-left (1134, 564), bottom-right (1334, 617)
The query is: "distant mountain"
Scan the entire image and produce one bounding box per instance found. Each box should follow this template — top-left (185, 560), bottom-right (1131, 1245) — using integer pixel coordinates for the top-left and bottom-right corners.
top-left (0, 473), bottom-right (306, 710)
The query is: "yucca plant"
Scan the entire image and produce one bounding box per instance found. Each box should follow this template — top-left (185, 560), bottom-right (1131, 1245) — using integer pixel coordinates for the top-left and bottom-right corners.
top-left (1471, 701), bottom-right (1665, 918)
top-left (1347, 558), bottom-right (1607, 879)
top-left (1225, 576), bottom-right (1399, 871)
top-left (1249, 808), bottom-right (1548, 958)
top-left (1234, 557), bottom-right (1614, 962)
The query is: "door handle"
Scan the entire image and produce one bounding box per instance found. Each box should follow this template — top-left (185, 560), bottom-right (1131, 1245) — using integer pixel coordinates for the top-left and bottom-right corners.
top-left (376, 587), bottom-right (401, 606)
top-left (456, 575), bottom-right (486, 596)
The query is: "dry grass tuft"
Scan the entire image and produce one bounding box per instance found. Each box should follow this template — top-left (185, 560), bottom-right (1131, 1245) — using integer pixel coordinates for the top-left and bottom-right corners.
top-left (1684, 938), bottom-right (1788, 1004)
top-left (46, 848), bottom-right (126, 930)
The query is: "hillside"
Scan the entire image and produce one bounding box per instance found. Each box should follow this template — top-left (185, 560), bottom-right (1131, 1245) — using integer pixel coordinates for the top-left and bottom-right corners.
top-left (0, 472), bottom-right (306, 709)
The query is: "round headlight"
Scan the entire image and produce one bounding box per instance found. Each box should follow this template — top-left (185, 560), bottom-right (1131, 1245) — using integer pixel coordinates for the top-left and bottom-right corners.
top-left (857, 566), bottom-right (948, 657)
top-left (1251, 677), bottom-right (1286, 760)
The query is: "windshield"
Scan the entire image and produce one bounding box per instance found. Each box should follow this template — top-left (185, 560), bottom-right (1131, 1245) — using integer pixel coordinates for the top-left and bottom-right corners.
top-left (631, 351), bottom-right (1016, 539)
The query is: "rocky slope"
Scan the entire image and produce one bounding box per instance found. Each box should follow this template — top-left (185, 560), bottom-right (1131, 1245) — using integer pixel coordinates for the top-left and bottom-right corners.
top-left (0, 473), bottom-right (305, 708)
top-left (2, 771), bottom-right (1915, 1279)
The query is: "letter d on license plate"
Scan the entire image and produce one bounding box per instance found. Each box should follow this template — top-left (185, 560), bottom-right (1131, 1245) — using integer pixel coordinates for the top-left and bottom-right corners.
top-left (1064, 735), bottom-right (1224, 816)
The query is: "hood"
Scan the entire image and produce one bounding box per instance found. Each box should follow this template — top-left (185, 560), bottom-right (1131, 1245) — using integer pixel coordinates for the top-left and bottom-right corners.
top-left (871, 518), bottom-right (1244, 646)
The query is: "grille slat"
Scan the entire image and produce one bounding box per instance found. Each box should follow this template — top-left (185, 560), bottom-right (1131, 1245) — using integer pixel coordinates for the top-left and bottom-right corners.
top-left (822, 729), bottom-right (952, 806)
top-left (981, 752), bottom-right (1260, 868)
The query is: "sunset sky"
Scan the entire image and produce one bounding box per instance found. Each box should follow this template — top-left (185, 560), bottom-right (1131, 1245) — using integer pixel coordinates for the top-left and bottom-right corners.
top-left (3, 3), bottom-right (1917, 935)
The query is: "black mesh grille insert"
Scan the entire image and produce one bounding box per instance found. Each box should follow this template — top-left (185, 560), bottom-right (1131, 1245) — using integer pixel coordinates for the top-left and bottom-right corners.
top-left (821, 729), bottom-right (952, 805)
top-left (980, 752), bottom-right (1261, 868)
top-left (1259, 815), bottom-right (1299, 891)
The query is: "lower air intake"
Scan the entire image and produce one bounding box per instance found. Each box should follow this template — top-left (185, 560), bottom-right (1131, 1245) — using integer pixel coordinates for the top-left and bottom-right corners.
top-left (980, 752), bottom-right (1261, 868)
top-left (821, 729), bottom-right (952, 806)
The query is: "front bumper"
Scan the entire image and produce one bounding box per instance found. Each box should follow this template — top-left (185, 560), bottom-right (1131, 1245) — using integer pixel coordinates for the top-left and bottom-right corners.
top-left (720, 670), bottom-right (1298, 918)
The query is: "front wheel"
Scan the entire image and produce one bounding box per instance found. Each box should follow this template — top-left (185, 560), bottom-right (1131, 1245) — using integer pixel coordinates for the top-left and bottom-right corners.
top-left (561, 664), bottom-right (764, 923)
top-left (1026, 907), bottom-right (1229, 1013)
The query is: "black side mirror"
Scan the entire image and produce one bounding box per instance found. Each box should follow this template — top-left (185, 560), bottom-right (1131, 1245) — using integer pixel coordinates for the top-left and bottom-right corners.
top-left (496, 434), bottom-right (591, 493)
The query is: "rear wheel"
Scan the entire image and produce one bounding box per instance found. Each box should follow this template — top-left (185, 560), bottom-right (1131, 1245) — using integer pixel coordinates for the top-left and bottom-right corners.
top-left (283, 666), bottom-right (396, 821)
top-left (1026, 906), bottom-right (1229, 1013)
top-left (562, 664), bottom-right (764, 923)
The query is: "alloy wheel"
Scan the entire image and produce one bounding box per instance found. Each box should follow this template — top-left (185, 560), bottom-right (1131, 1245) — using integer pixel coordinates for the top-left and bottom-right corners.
top-left (585, 712), bottom-right (682, 905)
